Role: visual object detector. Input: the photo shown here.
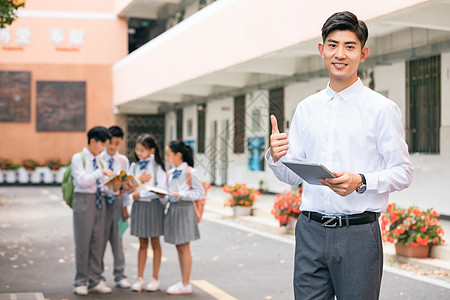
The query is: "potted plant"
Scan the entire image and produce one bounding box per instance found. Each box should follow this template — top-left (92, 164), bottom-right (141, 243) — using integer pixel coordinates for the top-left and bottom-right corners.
top-left (0, 158), bottom-right (13, 184)
top-left (381, 203), bottom-right (445, 258)
top-left (22, 158), bottom-right (42, 183)
top-left (4, 161), bottom-right (20, 183)
top-left (43, 158), bottom-right (61, 183)
top-left (22, 158), bottom-right (38, 171)
top-left (272, 187), bottom-right (302, 232)
top-left (222, 183), bottom-right (260, 217)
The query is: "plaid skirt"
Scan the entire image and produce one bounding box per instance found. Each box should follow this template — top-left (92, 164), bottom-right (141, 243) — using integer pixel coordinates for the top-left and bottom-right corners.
top-left (130, 199), bottom-right (164, 238)
top-left (164, 200), bottom-right (200, 245)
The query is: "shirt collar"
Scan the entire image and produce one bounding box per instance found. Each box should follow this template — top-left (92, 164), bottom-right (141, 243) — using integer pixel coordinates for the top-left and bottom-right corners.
top-left (174, 162), bottom-right (188, 171)
top-left (140, 154), bottom-right (154, 162)
top-left (325, 78), bottom-right (364, 103)
top-left (83, 147), bottom-right (96, 160)
top-left (102, 150), bottom-right (118, 160)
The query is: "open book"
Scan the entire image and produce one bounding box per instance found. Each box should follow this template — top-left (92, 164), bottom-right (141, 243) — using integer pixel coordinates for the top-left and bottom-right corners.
top-left (101, 170), bottom-right (140, 194)
top-left (146, 186), bottom-right (169, 195)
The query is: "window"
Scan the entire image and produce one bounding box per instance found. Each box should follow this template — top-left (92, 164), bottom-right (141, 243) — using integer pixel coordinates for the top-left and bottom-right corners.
top-left (176, 109), bottom-right (183, 140)
top-left (234, 95), bottom-right (246, 153)
top-left (407, 55), bottom-right (441, 153)
top-left (197, 104), bottom-right (206, 153)
top-left (187, 119), bottom-right (193, 137)
top-left (269, 87), bottom-right (284, 135)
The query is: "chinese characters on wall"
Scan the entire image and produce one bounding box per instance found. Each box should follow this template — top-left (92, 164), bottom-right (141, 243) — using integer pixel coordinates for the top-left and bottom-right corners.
top-left (0, 27), bottom-right (85, 51)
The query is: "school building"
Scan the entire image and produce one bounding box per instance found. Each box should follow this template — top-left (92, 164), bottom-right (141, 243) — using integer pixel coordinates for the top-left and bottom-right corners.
top-left (1, 0), bottom-right (450, 215)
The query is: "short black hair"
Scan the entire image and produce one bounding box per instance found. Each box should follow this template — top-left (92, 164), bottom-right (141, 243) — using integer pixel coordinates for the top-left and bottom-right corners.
top-left (108, 126), bottom-right (124, 139)
top-left (321, 11), bottom-right (368, 47)
top-left (87, 126), bottom-right (111, 144)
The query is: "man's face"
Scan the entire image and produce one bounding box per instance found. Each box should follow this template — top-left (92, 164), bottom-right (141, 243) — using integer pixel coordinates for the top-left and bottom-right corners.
top-left (106, 137), bottom-right (122, 156)
top-left (90, 139), bottom-right (106, 156)
top-left (318, 30), bottom-right (369, 87)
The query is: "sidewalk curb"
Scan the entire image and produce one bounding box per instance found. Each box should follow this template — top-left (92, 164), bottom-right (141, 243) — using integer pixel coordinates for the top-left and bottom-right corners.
top-left (204, 203), bottom-right (450, 273)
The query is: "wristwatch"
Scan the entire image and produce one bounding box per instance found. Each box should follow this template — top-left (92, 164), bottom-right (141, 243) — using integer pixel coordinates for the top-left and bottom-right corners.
top-left (356, 173), bottom-right (367, 194)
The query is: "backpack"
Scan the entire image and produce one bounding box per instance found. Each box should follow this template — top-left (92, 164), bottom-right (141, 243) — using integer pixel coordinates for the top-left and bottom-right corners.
top-left (167, 166), bottom-right (206, 223)
top-left (61, 152), bottom-right (104, 208)
top-left (62, 152), bottom-right (85, 208)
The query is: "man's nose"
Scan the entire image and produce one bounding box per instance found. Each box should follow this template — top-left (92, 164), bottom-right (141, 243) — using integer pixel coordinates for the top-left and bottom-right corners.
top-left (335, 46), bottom-right (346, 59)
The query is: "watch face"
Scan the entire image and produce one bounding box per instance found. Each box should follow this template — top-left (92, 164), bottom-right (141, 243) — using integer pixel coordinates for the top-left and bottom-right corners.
top-left (357, 185), bottom-right (367, 194)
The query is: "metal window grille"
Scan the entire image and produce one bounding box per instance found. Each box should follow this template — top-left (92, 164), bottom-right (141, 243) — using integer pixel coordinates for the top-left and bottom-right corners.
top-left (269, 87), bottom-right (285, 138)
top-left (197, 104), bottom-right (206, 153)
top-left (234, 95), bottom-right (246, 153)
top-left (407, 55), bottom-right (441, 153)
top-left (125, 114), bottom-right (165, 162)
top-left (176, 109), bottom-right (183, 140)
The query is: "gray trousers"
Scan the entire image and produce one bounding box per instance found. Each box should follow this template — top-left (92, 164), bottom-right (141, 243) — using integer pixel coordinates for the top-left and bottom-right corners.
top-left (102, 195), bottom-right (126, 282)
top-left (294, 213), bottom-right (383, 300)
top-left (73, 193), bottom-right (106, 287)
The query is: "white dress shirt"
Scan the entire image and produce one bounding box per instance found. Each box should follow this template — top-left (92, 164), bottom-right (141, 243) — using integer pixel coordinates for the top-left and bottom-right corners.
top-left (100, 150), bottom-right (130, 206)
top-left (266, 79), bottom-right (414, 215)
top-left (167, 162), bottom-right (205, 202)
top-left (129, 155), bottom-right (167, 204)
top-left (72, 147), bottom-right (104, 194)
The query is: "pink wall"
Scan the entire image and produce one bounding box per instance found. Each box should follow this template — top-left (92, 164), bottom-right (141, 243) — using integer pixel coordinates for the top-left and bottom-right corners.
top-left (25, 0), bottom-right (115, 12)
top-left (0, 1), bottom-right (128, 163)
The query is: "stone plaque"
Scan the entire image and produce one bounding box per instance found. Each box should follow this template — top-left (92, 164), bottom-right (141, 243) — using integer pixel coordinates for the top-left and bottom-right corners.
top-left (0, 71), bottom-right (31, 122)
top-left (36, 81), bottom-right (86, 131)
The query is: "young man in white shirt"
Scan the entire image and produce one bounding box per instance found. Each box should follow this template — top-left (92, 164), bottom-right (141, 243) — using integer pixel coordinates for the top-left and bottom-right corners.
top-left (267, 11), bottom-right (413, 300)
top-left (71, 126), bottom-right (117, 295)
top-left (100, 125), bottom-right (131, 289)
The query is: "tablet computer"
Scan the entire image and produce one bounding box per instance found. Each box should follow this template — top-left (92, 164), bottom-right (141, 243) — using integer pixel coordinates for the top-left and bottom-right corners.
top-left (282, 161), bottom-right (336, 185)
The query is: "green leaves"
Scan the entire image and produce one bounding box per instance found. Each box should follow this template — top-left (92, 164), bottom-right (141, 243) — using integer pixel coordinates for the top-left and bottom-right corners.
top-left (0, 0), bottom-right (26, 28)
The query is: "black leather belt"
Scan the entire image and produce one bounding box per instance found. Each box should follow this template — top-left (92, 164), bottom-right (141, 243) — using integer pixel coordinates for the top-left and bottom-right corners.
top-left (302, 211), bottom-right (380, 227)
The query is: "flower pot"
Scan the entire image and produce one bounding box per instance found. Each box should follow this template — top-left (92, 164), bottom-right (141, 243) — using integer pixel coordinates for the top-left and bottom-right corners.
top-left (283, 217), bottom-right (298, 234)
top-left (232, 206), bottom-right (252, 217)
top-left (5, 170), bottom-right (17, 183)
top-left (395, 243), bottom-right (430, 258)
top-left (29, 168), bottom-right (41, 184)
top-left (41, 167), bottom-right (54, 184)
top-left (55, 167), bottom-right (67, 183)
top-left (17, 167), bottom-right (29, 183)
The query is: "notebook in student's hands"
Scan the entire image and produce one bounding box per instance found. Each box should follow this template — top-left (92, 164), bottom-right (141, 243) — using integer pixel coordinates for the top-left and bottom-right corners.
top-left (282, 161), bottom-right (336, 185)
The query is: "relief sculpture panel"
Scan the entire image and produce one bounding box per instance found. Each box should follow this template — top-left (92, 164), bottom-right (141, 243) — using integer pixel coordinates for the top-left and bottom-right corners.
top-left (0, 71), bottom-right (31, 122)
top-left (36, 81), bottom-right (86, 131)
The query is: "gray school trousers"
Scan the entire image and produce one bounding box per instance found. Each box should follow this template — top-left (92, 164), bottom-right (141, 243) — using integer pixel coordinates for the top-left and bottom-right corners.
top-left (294, 212), bottom-right (383, 300)
top-left (73, 193), bottom-right (107, 287)
top-left (102, 195), bottom-right (126, 282)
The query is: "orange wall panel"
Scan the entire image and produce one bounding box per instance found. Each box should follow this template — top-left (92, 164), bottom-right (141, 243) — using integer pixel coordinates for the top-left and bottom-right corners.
top-left (0, 63), bottom-right (121, 164)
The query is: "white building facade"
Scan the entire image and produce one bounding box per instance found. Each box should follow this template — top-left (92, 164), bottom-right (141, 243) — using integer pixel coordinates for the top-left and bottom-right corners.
top-left (113, 0), bottom-right (450, 215)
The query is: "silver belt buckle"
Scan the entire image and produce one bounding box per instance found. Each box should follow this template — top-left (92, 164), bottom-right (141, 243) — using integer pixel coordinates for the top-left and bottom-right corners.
top-left (321, 215), bottom-right (342, 227)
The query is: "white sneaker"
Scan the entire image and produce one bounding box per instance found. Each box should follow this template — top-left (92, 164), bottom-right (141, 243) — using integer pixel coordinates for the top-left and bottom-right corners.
top-left (73, 285), bottom-right (88, 296)
top-left (89, 280), bottom-right (112, 294)
top-left (116, 278), bottom-right (131, 289)
top-left (146, 277), bottom-right (160, 292)
top-left (131, 277), bottom-right (144, 292)
top-left (166, 281), bottom-right (192, 295)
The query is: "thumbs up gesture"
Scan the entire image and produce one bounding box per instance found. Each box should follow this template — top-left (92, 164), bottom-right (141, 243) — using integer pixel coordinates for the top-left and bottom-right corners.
top-left (270, 115), bottom-right (289, 163)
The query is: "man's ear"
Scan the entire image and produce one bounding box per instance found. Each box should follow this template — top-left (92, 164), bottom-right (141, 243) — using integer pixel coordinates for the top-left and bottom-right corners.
top-left (360, 46), bottom-right (369, 62)
top-left (318, 43), bottom-right (324, 58)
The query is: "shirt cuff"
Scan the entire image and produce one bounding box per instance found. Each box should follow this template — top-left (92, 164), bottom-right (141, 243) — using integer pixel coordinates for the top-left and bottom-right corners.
top-left (265, 148), bottom-right (285, 168)
top-left (364, 173), bottom-right (378, 191)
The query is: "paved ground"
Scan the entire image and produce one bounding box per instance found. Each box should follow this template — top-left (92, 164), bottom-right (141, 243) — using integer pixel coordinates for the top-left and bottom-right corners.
top-left (1, 186), bottom-right (450, 300)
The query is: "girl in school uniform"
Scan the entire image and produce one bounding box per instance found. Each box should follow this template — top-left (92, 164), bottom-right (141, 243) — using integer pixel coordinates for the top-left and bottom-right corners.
top-left (164, 140), bottom-right (205, 295)
top-left (129, 134), bottom-right (167, 292)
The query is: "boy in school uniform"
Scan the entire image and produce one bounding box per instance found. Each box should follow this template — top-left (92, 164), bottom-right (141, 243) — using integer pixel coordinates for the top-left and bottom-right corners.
top-left (100, 125), bottom-right (131, 288)
top-left (71, 126), bottom-right (118, 296)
